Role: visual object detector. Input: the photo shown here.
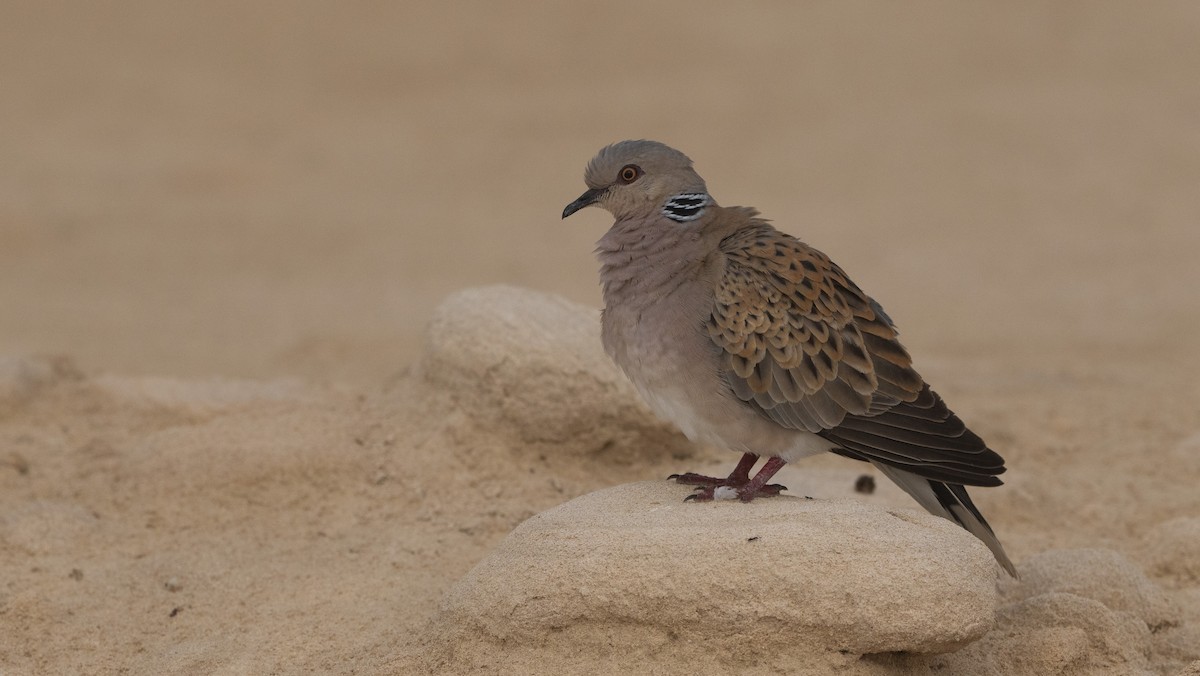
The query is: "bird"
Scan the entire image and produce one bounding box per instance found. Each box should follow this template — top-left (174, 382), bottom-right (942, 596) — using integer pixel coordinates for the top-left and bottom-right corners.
top-left (562, 140), bottom-right (1017, 576)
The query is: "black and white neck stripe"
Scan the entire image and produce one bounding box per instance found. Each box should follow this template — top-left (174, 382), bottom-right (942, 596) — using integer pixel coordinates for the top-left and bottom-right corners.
top-left (662, 193), bottom-right (710, 223)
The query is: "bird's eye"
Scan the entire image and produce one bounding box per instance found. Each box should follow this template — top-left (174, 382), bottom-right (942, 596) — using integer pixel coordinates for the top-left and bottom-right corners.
top-left (618, 165), bottom-right (642, 184)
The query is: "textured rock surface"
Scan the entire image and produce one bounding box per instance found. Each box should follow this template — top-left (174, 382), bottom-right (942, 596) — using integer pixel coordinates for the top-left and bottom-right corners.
top-left (408, 286), bottom-right (1200, 676)
top-left (419, 481), bottom-right (1000, 673)
top-left (4, 286), bottom-right (1200, 674)
top-left (936, 548), bottom-right (1196, 676)
top-left (1143, 518), bottom-right (1200, 587)
top-left (0, 355), bottom-right (79, 404)
top-left (1014, 548), bottom-right (1177, 630)
top-left (413, 285), bottom-right (688, 462)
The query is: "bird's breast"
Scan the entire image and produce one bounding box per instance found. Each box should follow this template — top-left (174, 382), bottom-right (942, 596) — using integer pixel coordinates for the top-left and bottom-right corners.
top-left (600, 289), bottom-right (733, 446)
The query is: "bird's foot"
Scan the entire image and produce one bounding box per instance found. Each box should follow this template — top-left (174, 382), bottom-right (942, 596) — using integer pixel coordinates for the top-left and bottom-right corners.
top-left (683, 482), bottom-right (788, 503)
top-left (669, 455), bottom-right (789, 503)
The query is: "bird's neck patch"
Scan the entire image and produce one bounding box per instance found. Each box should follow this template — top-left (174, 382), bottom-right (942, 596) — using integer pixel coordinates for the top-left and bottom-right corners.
top-left (662, 193), bottom-right (710, 223)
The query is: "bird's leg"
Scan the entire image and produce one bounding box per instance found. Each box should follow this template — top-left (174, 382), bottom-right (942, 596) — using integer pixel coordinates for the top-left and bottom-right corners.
top-left (675, 454), bottom-right (788, 502)
top-left (732, 456), bottom-right (788, 502)
top-left (668, 452), bottom-right (759, 487)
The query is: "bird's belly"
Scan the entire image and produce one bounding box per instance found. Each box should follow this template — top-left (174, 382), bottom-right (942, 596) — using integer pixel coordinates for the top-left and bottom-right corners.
top-left (604, 295), bottom-right (836, 462)
top-left (633, 383), bottom-right (719, 445)
top-left (629, 371), bottom-right (836, 463)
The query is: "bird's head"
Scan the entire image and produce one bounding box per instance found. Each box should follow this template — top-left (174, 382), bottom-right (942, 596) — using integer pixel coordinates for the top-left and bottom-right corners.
top-left (562, 140), bottom-right (712, 223)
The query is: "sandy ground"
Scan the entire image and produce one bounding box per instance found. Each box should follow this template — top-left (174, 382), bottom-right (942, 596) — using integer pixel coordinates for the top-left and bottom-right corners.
top-left (2, 1), bottom-right (1200, 673)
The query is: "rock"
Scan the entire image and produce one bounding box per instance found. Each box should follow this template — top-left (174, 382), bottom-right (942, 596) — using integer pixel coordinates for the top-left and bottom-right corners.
top-left (1142, 518), bottom-right (1200, 586)
top-left (419, 481), bottom-right (1000, 673)
top-left (0, 354), bottom-right (79, 403)
top-left (1014, 549), bottom-right (1177, 631)
top-left (1159, 621), bottom-right (1200, 673)
top-left (938, 548), bottom-right (1196, 675)
top-left (413, 285), bottom-right (688, 460)
top-left (943, 592), bottom-right (1156, 676)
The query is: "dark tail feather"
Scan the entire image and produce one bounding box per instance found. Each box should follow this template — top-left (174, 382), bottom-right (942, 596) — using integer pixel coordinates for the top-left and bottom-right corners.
top-left (872, 462), bottom-right (1018, 577)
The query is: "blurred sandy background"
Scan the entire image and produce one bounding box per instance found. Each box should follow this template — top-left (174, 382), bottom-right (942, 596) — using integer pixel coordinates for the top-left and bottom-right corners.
top-left (5, 1), bottom-right (1197, 385)
top-left (3, 1), bottom-right (1200, 673)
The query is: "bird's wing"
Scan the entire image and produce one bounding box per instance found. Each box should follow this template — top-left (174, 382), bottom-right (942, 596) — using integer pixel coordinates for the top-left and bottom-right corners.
top-left (709, 223), bottom-right (1005, 486)
top-left (710, 223), bottom-right (920, 426)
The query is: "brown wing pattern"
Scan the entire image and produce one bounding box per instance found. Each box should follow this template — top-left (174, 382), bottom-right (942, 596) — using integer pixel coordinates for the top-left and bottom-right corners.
top-left (709, 223), bottom-right (923, 432)
top-left (709, 223), bottom-right (1006, 486)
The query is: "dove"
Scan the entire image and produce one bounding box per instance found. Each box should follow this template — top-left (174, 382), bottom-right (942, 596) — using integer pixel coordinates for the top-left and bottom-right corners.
top-left (563, 140), bottom-right (1016, 576)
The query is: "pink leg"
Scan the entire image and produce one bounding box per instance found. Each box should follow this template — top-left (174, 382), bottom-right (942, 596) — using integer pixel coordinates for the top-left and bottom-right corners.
top-left (671, 454), bottom-right (788, 502)
top-left (669, 452), bottom-right (759, 487)
top-left (732, 456), bottom-right (788, 502)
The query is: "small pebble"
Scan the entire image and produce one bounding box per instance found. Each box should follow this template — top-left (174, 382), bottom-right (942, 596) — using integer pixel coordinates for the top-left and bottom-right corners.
top-left (854, 475), bottom-right (876, 494)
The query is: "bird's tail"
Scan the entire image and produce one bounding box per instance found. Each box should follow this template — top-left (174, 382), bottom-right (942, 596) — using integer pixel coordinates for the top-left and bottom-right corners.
top-left (872, 462), bottom-right (1018, 577)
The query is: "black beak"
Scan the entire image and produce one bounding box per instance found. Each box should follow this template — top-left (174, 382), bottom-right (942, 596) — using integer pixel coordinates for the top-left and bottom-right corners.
top-left (562, 187), bottom-right (605, 219)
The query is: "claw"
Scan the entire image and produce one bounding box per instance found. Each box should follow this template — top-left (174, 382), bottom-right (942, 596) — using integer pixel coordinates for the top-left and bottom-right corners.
top-left (669, 472), bottom-right (726, 487)
top-left (670, 455), bottom-right (789, 503)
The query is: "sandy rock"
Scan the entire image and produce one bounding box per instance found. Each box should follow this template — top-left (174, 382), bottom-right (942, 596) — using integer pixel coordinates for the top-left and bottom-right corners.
top-left (0, 355), bottom-right (79, 403)
top-left (1142, 518), bottom-right (1200, 586)
top-left (419, 481), bottom-right (1000, 673)
top-left (1014, 549), bottom-right (1177, 631)
top-left (1158, 622), bottom-right (1200, 675)
top-left (0, 356), bottom-right (54, 401)
top-left (942, 548), bottom-right (1199, 675)
top-left (413, 285), bottom-right (687, 459)
top-left (943, 592), bottom-right (1156, 676)
top-left (1178, 659), bottom-right (1200, 675)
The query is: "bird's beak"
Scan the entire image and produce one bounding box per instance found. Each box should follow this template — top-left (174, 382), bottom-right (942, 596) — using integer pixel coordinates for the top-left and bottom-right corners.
top-left (562, 187), bottom-right (605, 219)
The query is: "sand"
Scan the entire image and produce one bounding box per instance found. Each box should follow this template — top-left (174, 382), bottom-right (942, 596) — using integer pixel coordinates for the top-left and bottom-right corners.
top-left (2, 2), bottom-right (1199, 674)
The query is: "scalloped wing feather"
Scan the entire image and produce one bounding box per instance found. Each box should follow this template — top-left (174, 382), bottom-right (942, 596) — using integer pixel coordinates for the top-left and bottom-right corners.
top-left (709, 224), bottom-right (922, 431)
top-left (709, 222), bottom-right (1005, 485)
